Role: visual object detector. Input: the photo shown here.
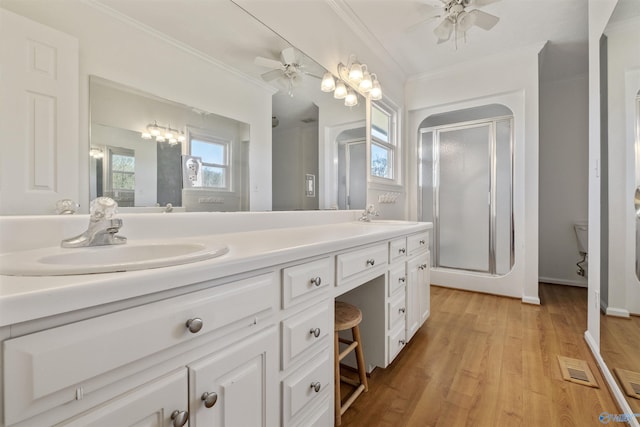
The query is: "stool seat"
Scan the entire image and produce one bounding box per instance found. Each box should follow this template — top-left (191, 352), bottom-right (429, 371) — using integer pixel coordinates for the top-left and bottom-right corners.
top-left (335, 301), bottom-right (362, 331)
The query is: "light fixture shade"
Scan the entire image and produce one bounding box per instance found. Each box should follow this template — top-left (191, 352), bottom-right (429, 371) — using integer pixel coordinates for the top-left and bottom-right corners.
top-left (458, 11), bottom-right (476, 32)
top-left (156, 136), bottom-right (166, 142)
top-left (321, 72), bottom-right (336, 92)
top-left (345, 89), bottom-right (358, 107)
top-left (370, 80), bottom-right (382, 100)
top-left (334, 81), bottom-right (348, 99)
top-left (149, 125), bottom-right (161, 136)
top-left (359, 71), bottom-right (372, 92)
top-left (348, 62), bottom-right (363, 83)
top-left (141, 132), bottom-right (152, 140)
top-left (178, 134), bottom-right (186, 142)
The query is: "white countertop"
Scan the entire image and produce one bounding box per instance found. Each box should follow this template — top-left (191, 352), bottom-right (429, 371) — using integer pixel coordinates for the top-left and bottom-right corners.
top-left (0, 221), bottom-right (431, 327)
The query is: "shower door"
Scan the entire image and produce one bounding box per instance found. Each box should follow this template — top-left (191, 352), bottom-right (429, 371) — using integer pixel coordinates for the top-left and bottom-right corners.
top-left (420, 117), bottom-right (513, 275)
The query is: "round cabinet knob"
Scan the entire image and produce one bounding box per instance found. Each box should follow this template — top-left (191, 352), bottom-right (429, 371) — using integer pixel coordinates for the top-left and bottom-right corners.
top-left (399, 339), bottom-right (406, 346)
top-left (309, 327), bottom-right (321, 338)
top-left (399, 248), bottom-right (406, 254)
top-left (170, 410), bottom-right (189, 427)
top-left (366, 259), bottom-right (375, 266)
top-left (399, 307), bottom-right (406, 314)
top-left (419, 239), bottom-right (426, 245)
top-left (310, 381), bottom-right (322, 393)
top-left (310, 276), bottom-right (322, 287)
top-left (201, 391), bottom-right (218, 408)
top-left (186, 317), bottom-right (203, 334)
top-left (399, 277), bottom-right (406, 283)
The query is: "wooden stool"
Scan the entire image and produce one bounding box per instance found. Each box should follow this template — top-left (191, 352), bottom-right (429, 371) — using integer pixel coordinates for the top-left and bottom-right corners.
top-left (334, 301), bottom-right (368, 426)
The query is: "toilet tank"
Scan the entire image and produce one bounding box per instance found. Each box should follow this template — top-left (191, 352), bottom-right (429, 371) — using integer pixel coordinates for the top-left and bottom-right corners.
top-left (574, 222), bottom-right (588, 254)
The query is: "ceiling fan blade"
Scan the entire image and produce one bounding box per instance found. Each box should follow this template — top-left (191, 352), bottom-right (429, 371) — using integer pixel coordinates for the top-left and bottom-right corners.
top-left (261, 69), bottom-right (283, 82)
top-left (280, 47), bottom-right (297, 65)
top-left (469, 0), bottom-right (501, 7)
top-left (255, 56), bottom-right (284, 70)
top-left (469, 9), bottom-right (499, 30)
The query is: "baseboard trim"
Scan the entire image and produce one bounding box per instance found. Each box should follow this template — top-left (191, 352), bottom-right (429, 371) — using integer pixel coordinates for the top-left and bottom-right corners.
top-left (605, 307), bottom-right (631, 318)
top-left (538, 276), bottom-right (588, 287)
top-left (584, 330), bottom-right (639, 427)
top-left (522, 295), bottom-right (541, 305)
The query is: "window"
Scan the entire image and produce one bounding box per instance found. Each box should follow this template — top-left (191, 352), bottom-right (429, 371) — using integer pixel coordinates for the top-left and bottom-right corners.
top-left (371, 102), bottom-right (396, 180)
top-left (189, 131), bottom-right (230, 190)
top-left (103, 146), bottom-right (135, 207)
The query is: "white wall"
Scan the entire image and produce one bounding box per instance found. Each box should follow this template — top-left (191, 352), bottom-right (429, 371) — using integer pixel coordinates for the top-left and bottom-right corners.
top-left (605, 18), bottom-right (640, 316)
top-left (539, 74), bottom-right (589, 287)
top-left (406, 45), bottom-right (543, 303)
top-left (0, 0), bottom-right (274, 212)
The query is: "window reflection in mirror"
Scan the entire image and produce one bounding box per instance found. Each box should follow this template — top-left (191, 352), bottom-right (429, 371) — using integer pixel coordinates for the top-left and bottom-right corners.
top-left (371, 102), bottom-right (397, 181)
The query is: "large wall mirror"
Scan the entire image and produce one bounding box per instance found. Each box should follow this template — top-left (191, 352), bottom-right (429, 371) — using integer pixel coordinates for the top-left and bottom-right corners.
top-left (599, 0), bottom-right (640, 414)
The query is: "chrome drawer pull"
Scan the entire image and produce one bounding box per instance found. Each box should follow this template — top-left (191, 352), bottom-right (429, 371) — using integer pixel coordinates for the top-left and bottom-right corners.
top-left (366, 258), bottom-right (375, 266)
top-left (201, 391), bottom-right (218, 408)
top-left (310, 327), bottom-right (321, 338)
top-left (399, 248), bottom-right (406, 254)
top-left (310, 381), bottom-right (321, 393)
top-left (419, 239), bottom-right (426, 245)
top-left (399, 277), bottom-right (406, 283)
top-left (310, 276), bottom-right (322, 287)
top-left (399, 307), bottom-right (406, 314)
top-left (186, 317), bottom-right (204, 334)
top-left (171, 410), bottom-right (189, 427)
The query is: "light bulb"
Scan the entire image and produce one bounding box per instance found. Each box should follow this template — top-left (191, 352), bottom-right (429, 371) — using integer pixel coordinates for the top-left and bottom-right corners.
top-left (149, 125), bottom-right (161, 136)
top-left (359, 71), bottom-right (372, 92)
top-left (178, 134), bottom-right (186, 142)
top-left (370, 80), bottom-right (382, 100)
top-left (156, 136), bottom-right (165, 142)
top-left (321, 72), bottom-right (335, 92)
top-left (345, 89), bottom-right (358, 107)
top-left (334, 81), bottom-right (347, 99)
top-left (348, 62), bottom-right (363, 83)
top-left (169, 137), bottom-right (178, 144)
top-left (141, 132), bottom-right (152, 140)
top-left (165, 130), bottom-right (173, 139)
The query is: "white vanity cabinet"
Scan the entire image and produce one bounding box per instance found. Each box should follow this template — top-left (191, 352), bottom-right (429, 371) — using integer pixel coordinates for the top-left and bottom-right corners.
top-left (406, 235), bottom-right (431, 342)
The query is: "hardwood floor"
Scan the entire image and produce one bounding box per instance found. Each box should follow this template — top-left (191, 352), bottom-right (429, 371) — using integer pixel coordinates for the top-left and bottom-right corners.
top-left (339, 283), bottom-right (623, 427)
top-left (601, 312), bottom-right (640, 412)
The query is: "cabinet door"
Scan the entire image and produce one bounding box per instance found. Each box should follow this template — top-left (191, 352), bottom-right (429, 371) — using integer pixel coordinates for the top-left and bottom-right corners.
top-left (188, 327), bottom-right (277, 427)
top-left (58, 369), bottom-right (188, 427)
top-left (418, 252), bottom-right (431, 326)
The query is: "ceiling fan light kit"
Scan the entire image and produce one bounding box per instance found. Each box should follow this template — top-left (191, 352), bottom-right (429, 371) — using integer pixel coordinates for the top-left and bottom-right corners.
top-left (430, 0), bottom-right (501, 49)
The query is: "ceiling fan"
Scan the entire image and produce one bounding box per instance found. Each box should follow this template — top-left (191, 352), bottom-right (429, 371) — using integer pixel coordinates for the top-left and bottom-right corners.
top-left (418, 0), bottom-right (501, 48)
top-left (254, 47), bottom-right (320, 96)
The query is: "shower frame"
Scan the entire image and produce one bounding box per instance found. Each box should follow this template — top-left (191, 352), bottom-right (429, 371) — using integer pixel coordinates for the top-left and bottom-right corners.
top-left (418, 115), bottom-right (515, 275)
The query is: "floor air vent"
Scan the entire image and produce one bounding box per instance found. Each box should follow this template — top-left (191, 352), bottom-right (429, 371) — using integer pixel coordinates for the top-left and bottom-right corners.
top-left (557, 356), bottom-right (599, 388)
top-left (614, 368), bottom-right (640, 400)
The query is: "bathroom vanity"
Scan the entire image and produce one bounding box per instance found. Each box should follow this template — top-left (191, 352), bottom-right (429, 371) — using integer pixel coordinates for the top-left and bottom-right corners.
top-left (0, 212), bottom-right (431, 427)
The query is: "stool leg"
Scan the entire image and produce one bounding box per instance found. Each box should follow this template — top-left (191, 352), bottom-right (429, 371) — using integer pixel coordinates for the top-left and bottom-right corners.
top-left (334, 330), bottom-right (342, 426)
top-left (352, 325), bottom-right (368, 392)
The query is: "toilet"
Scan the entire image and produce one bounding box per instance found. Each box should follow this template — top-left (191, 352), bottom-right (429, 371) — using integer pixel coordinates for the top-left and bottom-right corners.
top-left (574, 222), bottom-right (588, 276)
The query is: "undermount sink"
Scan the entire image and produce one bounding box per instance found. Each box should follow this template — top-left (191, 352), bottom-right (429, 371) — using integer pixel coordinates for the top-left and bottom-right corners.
top-left (0, 241), bottom-right (228, 276)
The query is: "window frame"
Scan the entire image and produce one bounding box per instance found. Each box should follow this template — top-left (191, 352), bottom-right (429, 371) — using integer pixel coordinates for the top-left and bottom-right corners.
top-left (370, 100), bottom-right (399, 184)
top-left (188, 128), bottom-right (232, 191)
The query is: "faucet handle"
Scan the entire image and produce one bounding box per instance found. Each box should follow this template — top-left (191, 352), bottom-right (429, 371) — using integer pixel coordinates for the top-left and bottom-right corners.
top-left (55, 199), bottom-right (79, 215)
top-left (90, 197), bottom-right (119, 220)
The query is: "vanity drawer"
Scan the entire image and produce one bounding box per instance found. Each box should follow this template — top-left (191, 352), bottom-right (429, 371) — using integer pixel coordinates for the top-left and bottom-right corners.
top-left (389, 237), bottom-right (407, 263)
top-left (336, 243), bottom-right (388, 285)
top-left (388, 291), bottom-right (407, 330)
top-left (3, 273), bottom-right (276, 426)
top-left (282, 257), bottom-right (332, 309)
top-left (388, 324), bottom-right (407, 363)
top-left (282, 349), bottom-right (331, 426)
top-left (388, 264), bottom-right (407, 297)
top-left (282, 301), bottom-right (331, 370)
top-left (407, 232), bottom-right (429, 256)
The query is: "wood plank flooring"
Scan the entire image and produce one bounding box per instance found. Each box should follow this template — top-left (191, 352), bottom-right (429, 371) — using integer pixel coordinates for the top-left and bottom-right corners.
top-left (339, 283), bottom-right (623, 427)
top-left (601, 312), bottom-right (640, 412)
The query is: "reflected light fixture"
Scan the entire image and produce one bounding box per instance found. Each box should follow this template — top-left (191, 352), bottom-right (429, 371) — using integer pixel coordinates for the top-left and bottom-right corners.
top-left (89, 147), bottom-right (104, 159)
top-left (321, 72), bottom-right (336, 92)
top-left (333, 81), bottom-right (348, 99)
top-left (336, 54), bottom-right (382, 101)
top-left (141, 121), bottom-right (186, 146)
top-left (344, 89), bottom-right (358, 107)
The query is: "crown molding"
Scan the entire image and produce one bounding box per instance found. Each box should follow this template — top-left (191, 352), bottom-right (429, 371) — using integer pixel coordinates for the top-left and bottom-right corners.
top-left (82, 0), bottom-right (277, 94)
top-left (324, 0), bottom-right (406, 81)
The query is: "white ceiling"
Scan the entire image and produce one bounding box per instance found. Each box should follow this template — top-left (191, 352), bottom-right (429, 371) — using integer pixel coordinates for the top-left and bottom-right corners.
top-left (97, 0), bottom-right (589, 88)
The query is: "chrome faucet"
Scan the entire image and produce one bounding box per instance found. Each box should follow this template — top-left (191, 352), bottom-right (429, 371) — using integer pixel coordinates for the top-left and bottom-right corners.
top-left (359, 204), bottom-right (380, 222)
top-left (61, 197), bottom-right (127, 248)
